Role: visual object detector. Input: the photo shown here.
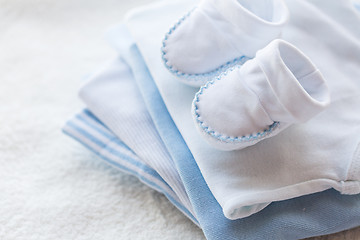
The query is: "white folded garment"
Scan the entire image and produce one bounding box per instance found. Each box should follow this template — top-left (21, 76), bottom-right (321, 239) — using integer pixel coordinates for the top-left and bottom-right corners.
top-left (79, 57), bottom-right (194, 216)
top-left (126, 0), bottom-right (360, 220)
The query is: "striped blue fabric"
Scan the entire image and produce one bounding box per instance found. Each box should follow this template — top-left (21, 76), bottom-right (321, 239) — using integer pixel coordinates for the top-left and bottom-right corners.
top-left (62, 109), bottom-right (199, 225)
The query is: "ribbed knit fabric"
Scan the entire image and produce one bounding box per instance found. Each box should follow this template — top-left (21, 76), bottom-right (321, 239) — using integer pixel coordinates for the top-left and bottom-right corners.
top-left (79, 57), bottom-right (194, 216)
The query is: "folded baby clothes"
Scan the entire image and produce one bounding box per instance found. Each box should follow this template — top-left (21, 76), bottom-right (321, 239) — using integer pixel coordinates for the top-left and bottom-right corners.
top-left (192, 39), bottom-right (330, 151)
top-left (125, 0), bottom-right (360, 235)
top-left (63, 0), bottom-right (360, 238)
top-left (161, 0), bottom-right (289, 86)
top-left (62, 110), bottom-right (198, 225)
top-left (115, 21), bottom-right (360, 239)
top-left (78, 55), bottom-right (194, 215)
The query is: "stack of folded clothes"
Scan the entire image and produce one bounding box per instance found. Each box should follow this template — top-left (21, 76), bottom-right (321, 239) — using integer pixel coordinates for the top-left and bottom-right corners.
top-left (63, 0), bottom-right (360, 239)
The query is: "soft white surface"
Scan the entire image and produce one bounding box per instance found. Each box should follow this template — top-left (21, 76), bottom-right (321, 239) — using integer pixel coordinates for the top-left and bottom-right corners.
top-left (0, 0), bottom-right (203, 239)
top-left (0, 0), bottom-right (358, 239)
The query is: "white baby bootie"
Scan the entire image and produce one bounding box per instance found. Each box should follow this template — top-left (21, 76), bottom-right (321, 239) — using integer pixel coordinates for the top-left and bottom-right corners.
top-left (192, 39), bottom-right (331, 151)
top-left (161, 0), bottom-right (289, 87)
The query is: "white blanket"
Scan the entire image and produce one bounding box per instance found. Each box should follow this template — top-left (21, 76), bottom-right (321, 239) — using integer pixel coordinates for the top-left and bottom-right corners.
top-left (0, 0), bottom-right (358, 239)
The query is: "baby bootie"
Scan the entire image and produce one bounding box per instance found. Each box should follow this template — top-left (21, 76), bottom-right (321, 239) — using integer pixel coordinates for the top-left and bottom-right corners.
top-left (161, 0), bottom-right (289, 87)
top-left (192, 39), bottom-right (331, 151)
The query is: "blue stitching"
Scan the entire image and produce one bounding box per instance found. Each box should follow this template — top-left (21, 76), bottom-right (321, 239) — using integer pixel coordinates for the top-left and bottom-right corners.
top-left (161, 8), bottom-right (251, 82)
top-left (193, 65), bottom-right (280, 143)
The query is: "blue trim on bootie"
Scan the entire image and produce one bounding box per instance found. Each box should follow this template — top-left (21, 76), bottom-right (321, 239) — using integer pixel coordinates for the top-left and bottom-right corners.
top-left (161, 8), bottom-right (250, 84)
top-left (192, 65), bottom-right (280, 143)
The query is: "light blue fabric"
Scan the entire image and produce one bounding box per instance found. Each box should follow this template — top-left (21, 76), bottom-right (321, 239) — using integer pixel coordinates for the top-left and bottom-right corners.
top-left (355, 2), bottom-right (360, 11)
top-left (62, 109), bottom-right (198, 225)
top-left (109, 26), bottom-right (360, 240)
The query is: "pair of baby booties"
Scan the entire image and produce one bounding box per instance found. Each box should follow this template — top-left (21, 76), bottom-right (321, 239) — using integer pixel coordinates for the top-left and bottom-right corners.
top-left (161, 0), bottom-right (331, 151)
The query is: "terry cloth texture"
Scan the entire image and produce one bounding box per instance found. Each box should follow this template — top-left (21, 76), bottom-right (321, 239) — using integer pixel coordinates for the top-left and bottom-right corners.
top-left (1, 0), bottom-right (206, 239)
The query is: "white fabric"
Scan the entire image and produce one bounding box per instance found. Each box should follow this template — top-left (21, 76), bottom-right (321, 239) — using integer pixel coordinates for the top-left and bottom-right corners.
top-left (161, 0), bottom-right (289, 85)
top-left (126, 0), bottom-right (360, 220)
top-left (79, 57), bottom-right (194, 216)
top-left (192, 39), bottom-right (330, 151)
